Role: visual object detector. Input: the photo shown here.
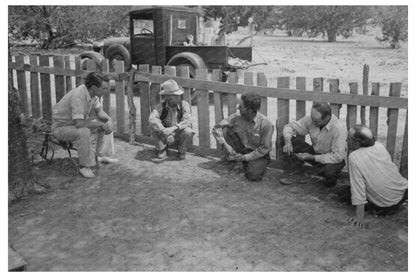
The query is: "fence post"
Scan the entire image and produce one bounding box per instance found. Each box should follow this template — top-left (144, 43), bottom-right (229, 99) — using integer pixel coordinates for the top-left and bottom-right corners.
top-left (347, 82), bottom-right (358, 130)
top-left (29, 55), bottom-right (41, 119)
top-left (369, 82), bottom-right (380, 138)
top-left (400, 111), bottom-right (408, 178)
top-left (114, 60), bottom-right (126, 135)
top-left (64, 56), bottom-right (72, 93)
top-left (295, 77), bottom-right (306, 120)
top-left (75, 56), bottom-right (82, 87)
top-left (150, 66), bottom-right (162, 108)
top-left (139, 64), bottom-right (151, 136)
top-left (127, 69), bottom-right (136, 144)
top-left (276, 77), bottom-right (290, 159)
top-left (329, 79), bottom-right (341, 118)
top-left (386, 83), bottom-right (401, 159)
top-left (196, 69), bottom-right (210, 148)
top-left (227, 72), bottom-right (238, 116)
top-left (101, 59), bottom-right (111, 114)
top-left (212, 69), bottom-right (223, 149)
top-left (15, 55), bottom-right (29, 118)
top-left (361, 64), bottom-right (369, 125)
top-left (257, 72), bottom-right (268, 116)
top-left (39, 55), bottom-right (52, 122)
top-left (178, 66), bottom-right (192, 106)
top-left (164, 66), bottom-right (176, 77)
top-left (53, 55), bottom-right (65, 102)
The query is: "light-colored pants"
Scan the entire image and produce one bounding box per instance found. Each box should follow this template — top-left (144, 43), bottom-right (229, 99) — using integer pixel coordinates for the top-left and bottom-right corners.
top-left (151, 127), bottom-right (194, 153)
top-left (52, 126), bottom-right (104, 167)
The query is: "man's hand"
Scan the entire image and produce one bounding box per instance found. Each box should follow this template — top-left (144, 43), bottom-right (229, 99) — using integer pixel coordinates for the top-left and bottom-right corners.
top-left (233, 153), bottom-right (245, 162)
top-left (103, 121), bottom-right (113, 135)
top-left (162, 126), bottom-right (178, 137)
top-left (283, 142), bottom-right (293, 155)
top-left (348, 217), bottom-right (369, 229)
top-left (295, 153), bottom-right (314, 162)
top-left (166, 135), bottom-right (175, 144)
top-left (223, 143), bottom-right (236, 156)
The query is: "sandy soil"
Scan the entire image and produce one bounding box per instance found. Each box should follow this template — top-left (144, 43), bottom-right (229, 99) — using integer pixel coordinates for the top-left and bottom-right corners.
top-left (8, 137), bottom-right (408, 271)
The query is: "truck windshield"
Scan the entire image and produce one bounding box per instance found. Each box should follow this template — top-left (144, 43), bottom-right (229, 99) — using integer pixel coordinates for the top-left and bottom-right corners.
top-left (133, 19), bottom-right (154, 36)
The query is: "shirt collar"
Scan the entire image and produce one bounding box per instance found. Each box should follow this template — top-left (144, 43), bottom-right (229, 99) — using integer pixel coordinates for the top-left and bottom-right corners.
top-left (323, 115), bottom-right (336, 131)
top-left (252, 112), bottom-right (261, 125)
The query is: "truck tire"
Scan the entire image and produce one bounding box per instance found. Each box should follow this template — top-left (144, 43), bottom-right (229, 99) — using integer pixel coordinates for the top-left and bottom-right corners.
top-left (104, 44), bottom-right (131, 72)
top-left (79, 51), bottom-right (105, 70)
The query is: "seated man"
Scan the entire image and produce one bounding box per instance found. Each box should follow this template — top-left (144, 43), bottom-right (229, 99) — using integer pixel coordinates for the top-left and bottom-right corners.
top-left (282, 101), bottom-right (347, 187)
top-left (183, 34), bottom-right (195, 46)
top-left (148, 79), bottom-right (194, 160)
top-left (212, 92), bottom-right (274, 181)
top-left (346, 125), bottom-right (408, 228)
top-left (52, 72), bottom-right (116, 178)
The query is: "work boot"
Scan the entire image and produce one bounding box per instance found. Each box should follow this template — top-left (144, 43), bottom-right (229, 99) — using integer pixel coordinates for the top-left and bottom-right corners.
top-left (178, 152), bottom-right (186, 160)
top-left (79, 167), bottom-right (95, 178)
top-left (98, 156), bottom-right (119, 163)
top-left (157, 148), bottom-right (167, 160)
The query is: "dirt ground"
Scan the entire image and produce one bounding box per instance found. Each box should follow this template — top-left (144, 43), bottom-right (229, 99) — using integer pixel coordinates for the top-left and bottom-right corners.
top-left (8, 137), bottom-right (408, 271)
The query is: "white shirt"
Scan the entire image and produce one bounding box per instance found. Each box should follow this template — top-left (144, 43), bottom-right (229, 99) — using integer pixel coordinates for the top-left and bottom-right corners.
top-left (348, 141), bottom-right (408, 207)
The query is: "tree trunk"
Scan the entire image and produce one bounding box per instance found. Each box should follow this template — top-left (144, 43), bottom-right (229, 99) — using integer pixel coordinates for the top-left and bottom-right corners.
top-left (327, 29), bottom-right (337, 42)
top-left (8, 84), bottom-right (35, 203)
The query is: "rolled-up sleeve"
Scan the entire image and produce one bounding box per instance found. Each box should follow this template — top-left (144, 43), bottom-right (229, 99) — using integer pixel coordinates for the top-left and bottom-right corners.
top-left (284, 116), bottom-right (311, 137)
top-left (314, 125), bottom-right (347, 164)
top-left (348, 153), bottom-right (368, 205)
top-left (71, 93), bottom-right (86, 120)
top-left (212, 114), bottom-right (235, 141)
top-left (177, 101), bottom-right (193, 129)
top-left (149, 105), bottom-right (165, 131)
top-left (244, 121), bottom-right (274, 161)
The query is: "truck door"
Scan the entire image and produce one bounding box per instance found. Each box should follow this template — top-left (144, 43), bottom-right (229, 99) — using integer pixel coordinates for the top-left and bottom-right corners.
top-left (130, 12), bottom-right (157, 65)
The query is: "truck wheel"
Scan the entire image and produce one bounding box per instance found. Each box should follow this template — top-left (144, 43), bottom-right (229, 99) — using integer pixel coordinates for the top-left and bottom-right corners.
top-left (104, 44), bottom-right (131, 72)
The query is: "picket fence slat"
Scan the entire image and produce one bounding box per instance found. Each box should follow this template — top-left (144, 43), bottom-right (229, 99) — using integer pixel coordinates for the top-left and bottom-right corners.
top-left (151, 66), bottom-right (162, 108)
top-left (347, 83), bottom-right (358, 130)
top-left (361, 64), bottom-right (369, 125)
top-left (64, 56), bottom-right (72, 93)
top-left (369, 83), bottom-right (380, 138)
top-left (15, 55), bottom-right (29, 117)
top-left (114, 60), bottom-right (126, 134)
top-left (329, 79), bottom-right (341, 118)
top-left (257, 72), bottom-right (268, 116)
top-left (29, 55), bottom-right (41, 118)
top-left (53, 55), bottom-right (65, 102)
top-left (101, 59), bottom-right (111, 114)
top-left (227, 72), bottom-right (238, 115)
top-left (196, 69), bottom-right (210, 147)
top-left (164, 66), bottom-right (176, 77)
top-left (400, 111), bottom-right (408, 178)
top-left (39, 55), bottom-right (52, 122)
top-left (212, 69), bottom-right (223, 149)
top-left (139, 64), bottom-right (150, 136)
top-left (127, 69), bottom-right (136, 144)
top-left (178, 66), bottom-right (191, 105)
top-left (295, 77), bottom-right (306, 120)
top-left (276, 77), bottom-right (290, 159)
top-left (386, 83), bottom-right (401, 159)
top-left (75, 57), bottom-right (82, 87)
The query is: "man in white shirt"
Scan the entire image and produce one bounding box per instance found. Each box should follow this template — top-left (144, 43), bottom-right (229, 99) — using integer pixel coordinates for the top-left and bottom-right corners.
top-left (282, 101), bottom-right (347, 187)
top-left (346, 125), bottom-right (408, 228)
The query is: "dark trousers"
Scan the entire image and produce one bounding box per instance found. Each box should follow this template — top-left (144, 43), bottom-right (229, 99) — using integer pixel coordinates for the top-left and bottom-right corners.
top-left (338, 187), bottom-right (408, 215)
top-left (282, 136), bottom-right (345, 187)
top-left (223, 127), bottom-right (270, 181)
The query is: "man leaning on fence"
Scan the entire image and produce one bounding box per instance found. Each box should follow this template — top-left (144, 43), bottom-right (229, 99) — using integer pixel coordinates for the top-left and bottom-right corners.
top-left (282, 101), bottom-right (347, 187)
top-left (51, 72), bottom-right (117, 178)
top-left (148, 79), bottom-right (195, 160)
top-left (341, 125), bottom-right (408, 229)
top-left (212, 92), bottom-right (274, 181)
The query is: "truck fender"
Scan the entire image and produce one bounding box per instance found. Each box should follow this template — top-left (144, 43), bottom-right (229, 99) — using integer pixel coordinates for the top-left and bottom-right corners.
top-left (167, 52), bottom-right (207, 71)
top-left (104, 44), bottom-right (131, 71)
top-left (79, 51), bottom-right (105, 70)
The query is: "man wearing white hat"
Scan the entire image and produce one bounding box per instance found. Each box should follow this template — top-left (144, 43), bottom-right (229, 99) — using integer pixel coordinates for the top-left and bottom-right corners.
top-left (148, 79), bottom-right (194, 160)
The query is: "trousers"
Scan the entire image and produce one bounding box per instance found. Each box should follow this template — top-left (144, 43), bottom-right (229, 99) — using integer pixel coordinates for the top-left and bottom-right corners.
top-left (223, 127), bottom-right (270, 181)
top-left (283, 136), bottom-right (345, 187)
top-left (151, 127), bottom-right (194, 154)
top-left (52, 126), bottom-right (104, 167)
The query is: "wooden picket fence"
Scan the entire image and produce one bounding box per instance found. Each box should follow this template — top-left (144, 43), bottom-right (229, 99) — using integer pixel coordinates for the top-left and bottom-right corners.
top-left (9, 53), bottom-right (408, 178)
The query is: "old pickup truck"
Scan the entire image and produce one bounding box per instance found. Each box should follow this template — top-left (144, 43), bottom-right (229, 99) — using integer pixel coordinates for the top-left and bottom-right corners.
top-left (80, 6), bottom-right (253, 78)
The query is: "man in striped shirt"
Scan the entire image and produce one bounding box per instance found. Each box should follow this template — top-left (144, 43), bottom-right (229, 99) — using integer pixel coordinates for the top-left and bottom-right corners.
top-left (347, 125), bottom-right (408, 228)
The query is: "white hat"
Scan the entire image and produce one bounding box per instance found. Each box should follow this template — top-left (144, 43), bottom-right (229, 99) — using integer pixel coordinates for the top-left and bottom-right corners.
top-left (159, 79), bottom-right (184, 95)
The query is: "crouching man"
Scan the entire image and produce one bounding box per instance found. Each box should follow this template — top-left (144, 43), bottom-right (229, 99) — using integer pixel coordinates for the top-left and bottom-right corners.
top-left (282, 101), bottom-right (347, 187)
top-left (52, 72), bottom-right (116, 178)
top-left (212, 92), bottom-right (274, 181)
top-left (148, 79), bottom-right (194, 160)
top-left (346, 125), bottom-right (408, 228)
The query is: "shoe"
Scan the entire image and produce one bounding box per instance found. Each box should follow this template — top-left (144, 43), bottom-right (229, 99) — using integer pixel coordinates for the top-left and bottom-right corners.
top-left (157, 149), bottom-right (167, 159)
top-left (98, 156), bottom-right (119, 163)
top-left (79, 167), bottom-right (95, 178)
top-left (178, 153), bottom-right (186, 160)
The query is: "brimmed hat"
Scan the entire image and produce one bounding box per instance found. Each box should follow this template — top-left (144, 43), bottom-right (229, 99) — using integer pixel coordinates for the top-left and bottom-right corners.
top-left (159, 79), bottom-right (184, 95)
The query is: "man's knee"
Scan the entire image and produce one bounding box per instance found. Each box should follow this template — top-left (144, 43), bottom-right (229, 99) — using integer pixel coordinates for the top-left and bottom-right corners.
top-left (77, 127), bottom-right (91, 139)
top-left (245, 158), bottom-right (269, 181)
top-left (182, 128), bottom-right (194, 138)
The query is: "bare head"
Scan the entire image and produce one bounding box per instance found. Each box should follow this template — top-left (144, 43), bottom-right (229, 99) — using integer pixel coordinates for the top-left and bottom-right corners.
top-left (239, 92), bottom-right (261, 121)
top-left (84, 72), bottom-right (109, 98)
top-left (311, 102), bottom-right (331, 128)
top-left (348, 125), bottom-right (375, 151)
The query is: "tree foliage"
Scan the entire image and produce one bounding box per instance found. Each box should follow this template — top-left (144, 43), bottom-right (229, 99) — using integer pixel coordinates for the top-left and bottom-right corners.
top-left (274, 6), bottom-right (372, 42)
top-left (8, 6), bottom-right (132, 49)
top-left (373, 6), bottom-right (408, 49)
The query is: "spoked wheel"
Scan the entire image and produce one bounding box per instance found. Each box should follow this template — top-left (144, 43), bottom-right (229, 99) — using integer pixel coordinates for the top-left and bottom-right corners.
top-left (40, 144), bottom-right (55, 163)
top-left (61, 157), bottom-right (79, 175)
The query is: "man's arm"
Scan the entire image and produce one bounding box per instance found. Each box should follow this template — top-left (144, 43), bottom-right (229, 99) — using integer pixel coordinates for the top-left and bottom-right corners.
top-left (314, 125), bottom-right (348, 164)
top-left (242, 121), bottom-right (274, 161)
top-left (212, 114), bottom-right (236, 156)
top-left (282, 116), bottom-right (310, 154)
top-left (348, 153), bottom-right (369, 228)
top-left (176, 101), bottom-right (193, 130)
